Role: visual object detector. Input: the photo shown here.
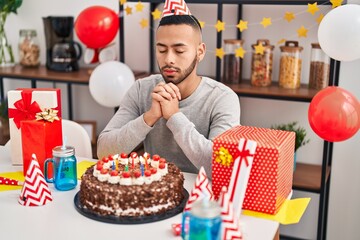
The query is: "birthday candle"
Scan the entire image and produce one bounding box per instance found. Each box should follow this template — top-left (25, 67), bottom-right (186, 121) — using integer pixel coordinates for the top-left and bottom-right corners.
top-left (115, 159), bottom-right (119, 171)
top-left (112, 161), bottom-right (115, 170)
top-left (140, 163), bottom-right (145, 176)
top-left (125, 164), bottom-right (129, 172)
top-left (143, 152), bottom-right (149, 170)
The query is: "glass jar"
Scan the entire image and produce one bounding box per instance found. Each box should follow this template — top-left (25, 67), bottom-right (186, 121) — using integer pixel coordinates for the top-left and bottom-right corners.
top-left (19, 29), bottom-right (40, 67)
top-left (279, 41), bottom-right (303, 89)
top-left (251, 39), bottom-right (274, 87)
top-left (309, 43), bottom-right (330, 90)
top-left (222, 39), bottom-right (243, 84)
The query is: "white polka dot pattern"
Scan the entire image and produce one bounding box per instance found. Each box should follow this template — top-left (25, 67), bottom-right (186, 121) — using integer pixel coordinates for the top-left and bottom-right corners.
top-left (212, 126), bottom-right (295, 214)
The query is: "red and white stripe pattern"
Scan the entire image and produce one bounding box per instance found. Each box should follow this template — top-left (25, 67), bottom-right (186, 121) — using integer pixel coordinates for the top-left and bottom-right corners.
top-left (162, 0), bottom-right (191, 17)
top-left (184, 166), bottom-right (213, 211)
top-left (0, 176), bottom-right (23, 186)
top-left (219, 186), bottom-right (243, 240)
top-left (18, 154), bottom-right (52, 206)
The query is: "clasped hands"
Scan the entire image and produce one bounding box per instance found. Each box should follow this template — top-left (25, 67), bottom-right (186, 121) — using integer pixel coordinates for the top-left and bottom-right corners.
top-left (144, 82), bottom-right (181, 126)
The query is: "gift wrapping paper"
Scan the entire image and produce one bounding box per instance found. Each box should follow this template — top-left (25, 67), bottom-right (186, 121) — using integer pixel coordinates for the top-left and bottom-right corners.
top-left (8, 89), bottom-right (62, 165)
top-left (21, 119), bottom-right (62, 177)
top-left (212, 126), bottom-right (295, 215)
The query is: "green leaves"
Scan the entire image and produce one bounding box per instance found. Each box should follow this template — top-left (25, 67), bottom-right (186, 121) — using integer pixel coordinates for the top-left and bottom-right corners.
top-left (0, 0), bottom-right (23, 14)
top-left (271, 121), bottom-right (310, 152)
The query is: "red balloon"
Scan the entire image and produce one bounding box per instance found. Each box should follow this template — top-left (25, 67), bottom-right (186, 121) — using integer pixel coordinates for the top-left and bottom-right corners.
top-left (75, 6), bottom-right (119, 49)
top-left (308, 86), bottom-right (360, 142)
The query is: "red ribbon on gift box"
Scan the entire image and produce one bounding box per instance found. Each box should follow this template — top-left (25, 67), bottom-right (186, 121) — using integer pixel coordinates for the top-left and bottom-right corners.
top-left (236, 139), bottom-right (253, 167)
top-left (228, 139), bottom-right (254, 201)
top-left (8, 90), bottom-right (42, 129)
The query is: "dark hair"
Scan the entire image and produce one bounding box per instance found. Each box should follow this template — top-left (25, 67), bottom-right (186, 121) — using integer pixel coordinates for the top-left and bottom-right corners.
top-left (159, 15), bottom-right (202, 32)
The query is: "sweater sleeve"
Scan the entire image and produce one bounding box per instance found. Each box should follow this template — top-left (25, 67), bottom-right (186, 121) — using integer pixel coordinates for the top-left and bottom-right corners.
top-left (97, 82), bottom-right (153, 159)
top-left (166, 90), bottom-right (240, 176)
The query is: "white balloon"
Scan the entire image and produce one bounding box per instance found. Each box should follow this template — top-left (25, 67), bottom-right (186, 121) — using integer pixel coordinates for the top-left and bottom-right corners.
top-left (318, 4), bottom-right (360, 62)
top-left (89, 61), bottom-right (135, 107)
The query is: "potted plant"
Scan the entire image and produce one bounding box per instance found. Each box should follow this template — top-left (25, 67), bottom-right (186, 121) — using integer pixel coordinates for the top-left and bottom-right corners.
top-left (0, 0), bottom-right (23, 66)
top-left (271, 121), bottom-right (310, 170)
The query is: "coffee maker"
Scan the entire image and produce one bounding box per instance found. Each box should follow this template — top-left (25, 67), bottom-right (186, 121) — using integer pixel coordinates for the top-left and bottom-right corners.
top-left (43, 16), bottom-right (82, 72)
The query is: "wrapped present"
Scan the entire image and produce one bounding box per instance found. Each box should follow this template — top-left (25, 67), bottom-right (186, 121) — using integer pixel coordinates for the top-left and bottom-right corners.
top-left (212, 137), bottom-right (257, 218)
top-left (212, 126), bottom-right (295, 215)
top-left (21, 109), bottom-right (62, 177)
top-left (7, 89), bottom-right (62, 165)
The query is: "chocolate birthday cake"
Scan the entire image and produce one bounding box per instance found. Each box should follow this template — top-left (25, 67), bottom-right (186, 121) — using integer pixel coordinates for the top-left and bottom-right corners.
top-left (79, 152), bottom-right (185, 217)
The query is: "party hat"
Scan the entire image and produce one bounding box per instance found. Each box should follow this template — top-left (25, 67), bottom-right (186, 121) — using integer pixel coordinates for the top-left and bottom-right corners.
top-left (163, 0), bottom-right (191, 17)
top-left (219, 186), bottom-right (243, 240)
top-left (184, 166), bottom-right (214, 212)
top-left (18, 154), bottom-right (53, 206)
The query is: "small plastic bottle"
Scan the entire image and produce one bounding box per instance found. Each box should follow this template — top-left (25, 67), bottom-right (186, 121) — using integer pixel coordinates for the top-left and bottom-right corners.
top-left (19, 29), bottom-right (40, 67)
top-left (222, 39), bottom-right (243, 84)
top-left (309, 43), bottom-right (330, 90)
top-left (251, 39), bottom-right (274, 87)
top-left (279, 41), bottom-right (303, 89)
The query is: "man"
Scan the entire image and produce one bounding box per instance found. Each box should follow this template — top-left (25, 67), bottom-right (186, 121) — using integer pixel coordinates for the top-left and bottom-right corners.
top-left (97, 2), bottom-right (240, 175)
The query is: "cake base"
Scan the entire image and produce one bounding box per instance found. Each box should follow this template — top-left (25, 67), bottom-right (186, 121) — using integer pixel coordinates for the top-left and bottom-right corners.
top-left (74, 189), bottom-right (189, 224)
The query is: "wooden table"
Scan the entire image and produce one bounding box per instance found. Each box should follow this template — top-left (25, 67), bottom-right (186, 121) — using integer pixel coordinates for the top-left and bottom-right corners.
top-left (0, 65), bottom-right (147, 120)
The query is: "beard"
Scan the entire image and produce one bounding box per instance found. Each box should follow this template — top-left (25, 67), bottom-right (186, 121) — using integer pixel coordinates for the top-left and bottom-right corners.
top-left (158, 54), bottom-right (198, 85)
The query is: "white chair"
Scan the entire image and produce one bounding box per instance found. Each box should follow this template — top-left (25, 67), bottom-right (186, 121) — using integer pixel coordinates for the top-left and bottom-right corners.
top-left (61, 119), bottom-right (93, 159)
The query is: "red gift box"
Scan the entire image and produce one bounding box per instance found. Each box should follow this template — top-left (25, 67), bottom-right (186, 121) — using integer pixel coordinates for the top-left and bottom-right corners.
top-left (20, 119), bottom-right (63, 177)
top-left (212, 126), bottom-right (295, 215)
top-left (8, 89), bottom-right (62, 165)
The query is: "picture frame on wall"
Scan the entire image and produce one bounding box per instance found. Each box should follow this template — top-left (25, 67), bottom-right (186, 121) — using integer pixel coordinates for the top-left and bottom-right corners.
top-left (75, 120), bottom-right (97, 145)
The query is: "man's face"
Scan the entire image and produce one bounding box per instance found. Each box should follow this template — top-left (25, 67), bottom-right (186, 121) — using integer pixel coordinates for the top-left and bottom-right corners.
top-left (156, 24), bottom-right (202, 84)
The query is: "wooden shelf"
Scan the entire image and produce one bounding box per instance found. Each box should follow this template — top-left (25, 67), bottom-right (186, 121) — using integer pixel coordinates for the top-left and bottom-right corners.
top-left (226, 80), bottom-right (319, 102)
top-left (0, 65), bottom-right (147, 85)
top-left (293, 163), bottom-right (331, 193)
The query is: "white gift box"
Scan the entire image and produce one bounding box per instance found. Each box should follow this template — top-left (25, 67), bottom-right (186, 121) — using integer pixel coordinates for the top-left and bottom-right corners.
top-left (7, 89), bottom-right (62, 165)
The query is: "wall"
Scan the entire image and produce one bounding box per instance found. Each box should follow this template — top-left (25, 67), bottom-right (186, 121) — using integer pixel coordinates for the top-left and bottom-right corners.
top-left (3, 0), bottom-right (360, 239)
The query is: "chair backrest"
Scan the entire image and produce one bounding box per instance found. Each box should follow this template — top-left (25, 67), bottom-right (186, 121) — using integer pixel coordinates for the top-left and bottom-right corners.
top-left (62, 119), bottom-right (93, 159)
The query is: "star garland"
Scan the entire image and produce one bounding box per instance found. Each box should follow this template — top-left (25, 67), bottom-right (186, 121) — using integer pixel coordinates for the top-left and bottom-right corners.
top-left (121, 0), bottom-right (343, 59)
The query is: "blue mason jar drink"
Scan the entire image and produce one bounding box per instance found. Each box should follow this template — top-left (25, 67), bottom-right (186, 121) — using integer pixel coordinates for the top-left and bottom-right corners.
top-left (182, 200), bottom-right (222, 240)
top-left (44, 146), bottom-right (77, 191)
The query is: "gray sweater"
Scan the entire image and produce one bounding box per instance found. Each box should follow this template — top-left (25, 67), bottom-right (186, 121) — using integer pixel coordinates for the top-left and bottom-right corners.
top-left (97, 74), bottom-right (240, 175)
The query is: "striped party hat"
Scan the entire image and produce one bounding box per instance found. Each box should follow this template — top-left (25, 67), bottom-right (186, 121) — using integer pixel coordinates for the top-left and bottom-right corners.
top-left (18, 154), bottom-right (53, 206)
top-left (162, 0), bottom-right (191, 17)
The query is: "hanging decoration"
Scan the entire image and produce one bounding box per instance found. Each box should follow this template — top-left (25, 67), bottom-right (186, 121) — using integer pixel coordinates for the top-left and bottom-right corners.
top-left (120, 0), bottom-right (344, 59)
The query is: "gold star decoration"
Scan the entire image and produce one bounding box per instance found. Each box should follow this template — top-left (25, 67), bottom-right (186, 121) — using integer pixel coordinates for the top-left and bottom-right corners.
top-left (214, 20), bottom-right (225, 32)
top-left (135, 1), bottom-right (144, 12)
top-left (317, 13), bottom-right (324, 24)
top-left (139, 18), bottom-right (149, 29)
top-left (284, 12), bottom-right (295, 22)
top-left (330, 0), bottom-right (343, 8)
top-left (120, 0), bottom-right (127, 5)
top-left (236, 20), bottom-right (248, 32)
top-left (297, 26), bottom-right (308, 38)
top-left (235, 47), bottom-right (246, 59)
top-left (199, 21), bottom-right (205, 29)
top-left (307, 2), bottom-right (319, 15)
top-left (260, 17), bottom-right (272, 28)
top-left (215, 48), bottom-right (225, 59)
top-left (151, 8), bottom-right (162, 20)
top-left (277, 38), bottom-right (286, 45)
top-left (254, 43), bottom-right (265, 55)
top-left (125, 6), bottom-right (132, 15)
